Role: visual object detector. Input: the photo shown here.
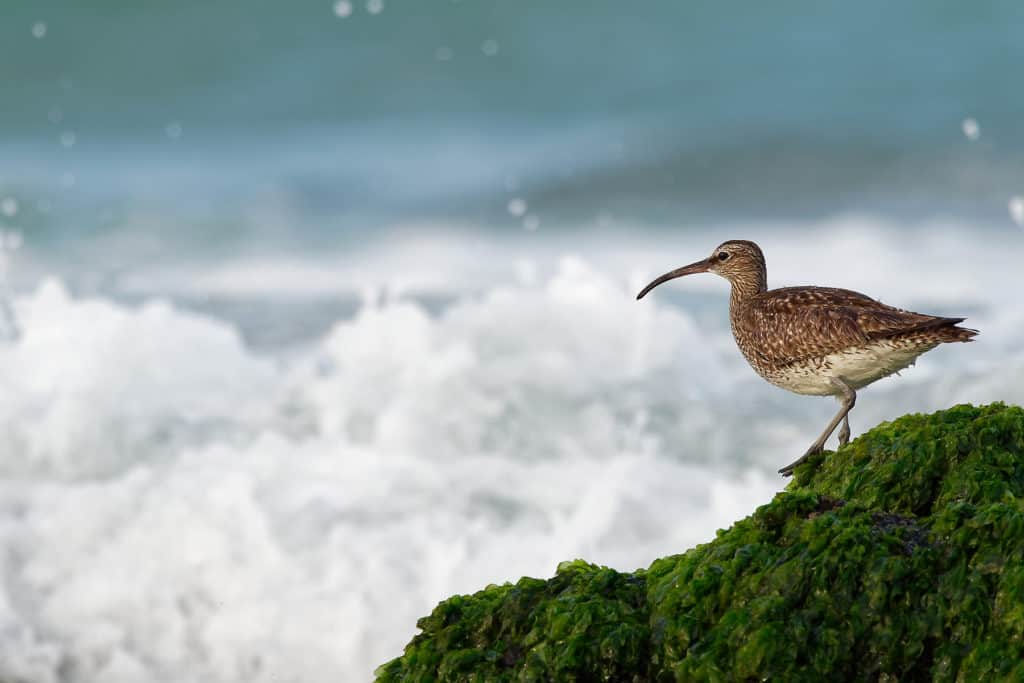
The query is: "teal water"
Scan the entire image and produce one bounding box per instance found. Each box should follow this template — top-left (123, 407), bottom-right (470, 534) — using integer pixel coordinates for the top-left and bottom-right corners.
top-left (1, 0), bottom-right (1023, 263)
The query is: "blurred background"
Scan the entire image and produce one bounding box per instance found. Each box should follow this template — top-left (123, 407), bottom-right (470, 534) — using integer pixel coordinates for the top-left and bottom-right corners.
top-left (1, 1), bottom-right (1023, 681)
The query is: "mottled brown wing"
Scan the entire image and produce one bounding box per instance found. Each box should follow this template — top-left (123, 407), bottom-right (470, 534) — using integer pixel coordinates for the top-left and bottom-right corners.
top-left (738, 287), bottom-right (961, 366)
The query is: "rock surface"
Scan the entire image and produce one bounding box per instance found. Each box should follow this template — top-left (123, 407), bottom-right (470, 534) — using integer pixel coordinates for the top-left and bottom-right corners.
top-left (376, 403), bottom-right (1024, 682)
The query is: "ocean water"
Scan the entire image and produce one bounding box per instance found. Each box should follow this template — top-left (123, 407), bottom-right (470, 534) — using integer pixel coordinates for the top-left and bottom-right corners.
top-left (2, 2), bottom-right (1024, 681)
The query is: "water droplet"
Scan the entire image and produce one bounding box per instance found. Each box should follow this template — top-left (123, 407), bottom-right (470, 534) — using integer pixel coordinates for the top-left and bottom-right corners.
top-left (31, 22), bottom-right (47, 39)
top-left (1009, 196), bottom-right (1024, 227)
top-left (507, 198), bottom-right (527, 217)
top-left (62, 172), bottom-right (76, 188)
top-left (165, 121), bottom-right (183, 139)
top-left (47, 107), bottom-right (63, 124)
top-left (523, 215), bottom-right (540, 231)
top-left (0, 198), bottom-right (18, 218)
top-left (434, 46), bottom-right (454, 61)
top-left (333, 0), bottom-right (353, 17)
top-left (961, 118), bottom-right (980, 141)
top-left (481, 39), bottom-right (499, 56)
top-left (60, 130), bottom-right (76, 147)
top-left (366, 0), bottom-right (383, 14)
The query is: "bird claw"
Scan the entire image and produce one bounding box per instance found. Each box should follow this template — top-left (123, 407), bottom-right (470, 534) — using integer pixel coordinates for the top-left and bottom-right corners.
top-left (778, 443), bottom-right (826, 477)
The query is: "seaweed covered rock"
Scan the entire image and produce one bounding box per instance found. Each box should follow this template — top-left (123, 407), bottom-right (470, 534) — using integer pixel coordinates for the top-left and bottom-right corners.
top-left (376, 403), bottom-right (1024, 682)
top-left (379, 562), bottom-right (650, 681)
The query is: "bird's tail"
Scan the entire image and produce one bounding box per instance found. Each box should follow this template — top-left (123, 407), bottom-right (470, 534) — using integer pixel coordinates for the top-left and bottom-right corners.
top-left (934, 318), bottom-right (979, 343)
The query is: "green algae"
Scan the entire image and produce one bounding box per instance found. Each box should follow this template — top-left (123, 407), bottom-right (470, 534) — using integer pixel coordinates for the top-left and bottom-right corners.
top-left (377, 403), bottom-right (1024, 682)
top-left (376, 561), bottom-right (650, 682)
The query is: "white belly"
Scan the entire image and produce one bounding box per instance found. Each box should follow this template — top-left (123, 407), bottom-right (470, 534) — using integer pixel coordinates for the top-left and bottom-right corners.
top-left (764, 339), bottom-right (937, 396)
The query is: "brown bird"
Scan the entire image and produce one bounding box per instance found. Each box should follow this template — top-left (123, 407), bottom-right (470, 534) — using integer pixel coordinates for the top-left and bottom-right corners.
top-left (636, 240), bottom-right (977, 476)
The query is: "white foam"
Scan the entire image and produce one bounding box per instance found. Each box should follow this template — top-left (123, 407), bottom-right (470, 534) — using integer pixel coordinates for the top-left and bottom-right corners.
top-left (0, 232), bottom-right (1020, 681)
top-left (0, 280), bottom-right (277, 477)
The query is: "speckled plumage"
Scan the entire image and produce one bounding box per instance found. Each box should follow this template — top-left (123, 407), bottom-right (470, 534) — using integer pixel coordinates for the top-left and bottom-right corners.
top-left (636, 239), bottom-right (978, 474)
top-left (730, 285), bottom-right (975, 396)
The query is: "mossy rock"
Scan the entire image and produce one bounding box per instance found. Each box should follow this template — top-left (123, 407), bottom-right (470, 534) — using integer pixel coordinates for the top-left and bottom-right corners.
top-left (376, 403), bottom-right (1024, 682)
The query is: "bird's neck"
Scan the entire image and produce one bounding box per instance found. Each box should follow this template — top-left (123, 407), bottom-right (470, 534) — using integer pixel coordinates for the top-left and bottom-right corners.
top-left (728, 271), bottom-right (767, 309)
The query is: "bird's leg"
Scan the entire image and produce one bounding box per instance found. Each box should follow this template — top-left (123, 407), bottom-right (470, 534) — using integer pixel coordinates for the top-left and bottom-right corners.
top-left (838, 413), bottom-right (851, 448)
top-left (779, 378), bottom-right (857, 476)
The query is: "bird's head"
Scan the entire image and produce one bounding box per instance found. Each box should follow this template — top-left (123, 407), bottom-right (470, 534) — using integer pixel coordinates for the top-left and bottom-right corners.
top-left (636, 240), bottom-right (766, 299)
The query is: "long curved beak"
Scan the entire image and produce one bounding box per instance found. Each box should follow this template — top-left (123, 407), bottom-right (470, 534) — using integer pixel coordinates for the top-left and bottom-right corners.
top-left (635, 258), bottom-right (712, 300)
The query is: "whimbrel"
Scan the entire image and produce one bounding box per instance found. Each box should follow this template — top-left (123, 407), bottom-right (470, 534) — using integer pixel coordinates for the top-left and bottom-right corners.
top-left (636, 240), bottom-right (977, 476)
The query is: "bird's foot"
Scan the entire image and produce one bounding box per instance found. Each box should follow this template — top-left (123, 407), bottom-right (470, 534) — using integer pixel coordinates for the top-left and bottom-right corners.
top-left (778, 442), bottom-right (825, 477)
top-left (838, 422), bottom-right (851, 448)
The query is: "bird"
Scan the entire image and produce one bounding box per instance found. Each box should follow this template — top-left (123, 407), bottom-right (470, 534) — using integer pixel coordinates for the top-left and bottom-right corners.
top-left (635, 240), bottom-right (977, 476)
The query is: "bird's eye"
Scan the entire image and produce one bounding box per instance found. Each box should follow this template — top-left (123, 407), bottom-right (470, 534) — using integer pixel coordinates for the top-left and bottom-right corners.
top-left (717, 251), bottom-right (730, 261)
